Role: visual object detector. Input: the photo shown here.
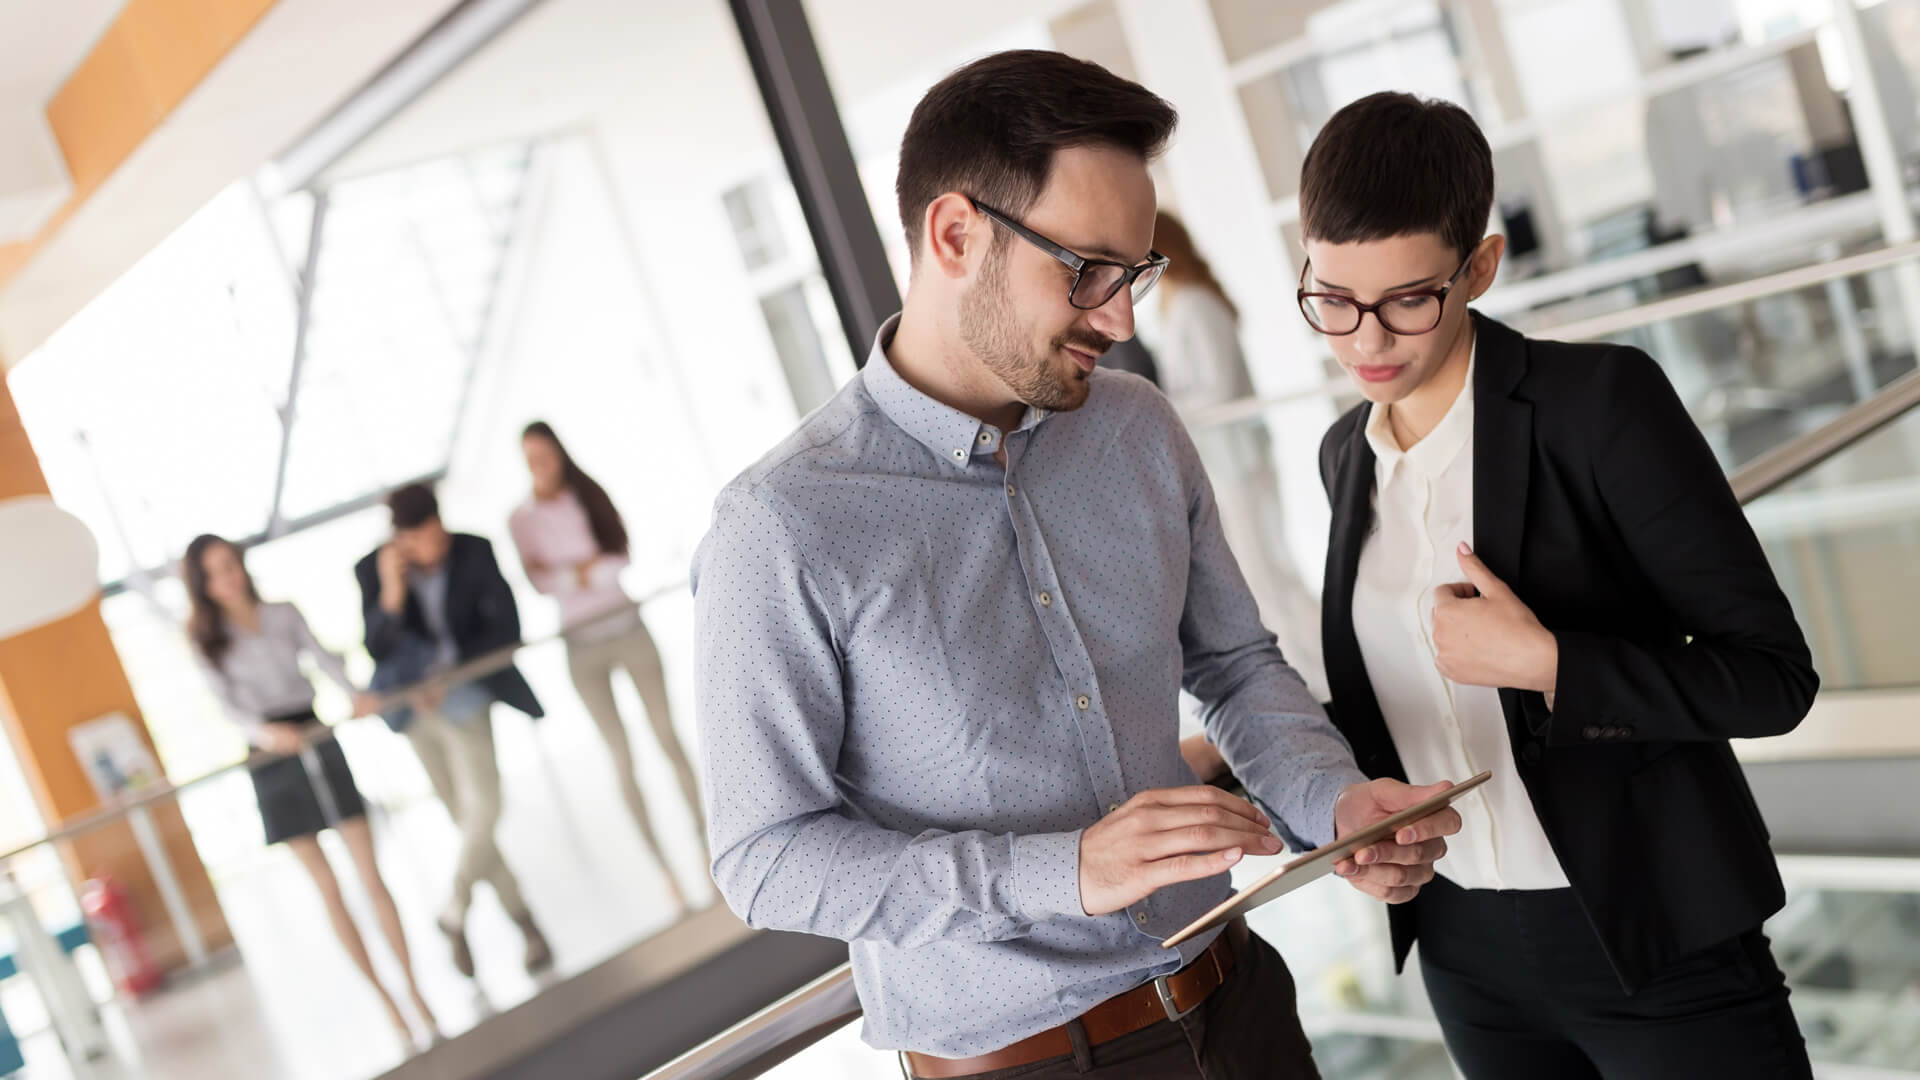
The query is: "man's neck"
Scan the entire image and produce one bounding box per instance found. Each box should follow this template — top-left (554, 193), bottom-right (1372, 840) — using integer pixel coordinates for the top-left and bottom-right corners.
top-left (1386, 320), bottom-right (1474, 450)
top-left (887, 299), bottom-right (1026, 435)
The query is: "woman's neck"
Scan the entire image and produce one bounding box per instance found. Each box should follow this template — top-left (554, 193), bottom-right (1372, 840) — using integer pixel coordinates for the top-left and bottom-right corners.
top-left (222, 599), bottom-right (262, 633)
top-left (1386, 321), bottom-right (1474, 450)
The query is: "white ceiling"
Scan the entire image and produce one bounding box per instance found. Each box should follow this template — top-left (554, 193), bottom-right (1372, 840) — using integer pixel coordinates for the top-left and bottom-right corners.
top-left (0, 0), bottom-right (125, 102)
top-left (0, 0), bottom-right (462, 367)
top-left (324, 0), bottom-right (1086, 184)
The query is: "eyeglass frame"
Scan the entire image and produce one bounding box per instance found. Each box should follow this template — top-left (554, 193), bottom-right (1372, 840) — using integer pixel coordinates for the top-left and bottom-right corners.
top-left (968, 198), bottom-right (1170, 310)
top-left (1296, 254), bottom-right (1475, 336)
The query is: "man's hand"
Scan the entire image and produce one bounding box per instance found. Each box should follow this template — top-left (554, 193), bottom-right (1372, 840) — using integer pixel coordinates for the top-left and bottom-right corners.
top-left (1330, 778), bottom-right (1462, 904)
top-left (1179, 734), bottom-right (1229, 783)
top-left (1079, 786), bottom-right (1281, 916)
top-left (377, 543), bottom-right (410, 614)
top-left (1432, 544), bottom-right (1557, 693)
top-left (409, 685), bottom-right (446, 715)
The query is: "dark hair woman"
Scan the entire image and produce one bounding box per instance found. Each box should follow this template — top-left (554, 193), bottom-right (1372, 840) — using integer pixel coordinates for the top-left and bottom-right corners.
top-left (508, 422), bottom-right (701, 913)
top-left (184, 535), bottom-right (437, 1050)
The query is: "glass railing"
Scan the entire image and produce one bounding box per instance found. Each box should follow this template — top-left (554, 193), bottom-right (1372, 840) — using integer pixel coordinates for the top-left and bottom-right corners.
top-left (1744, 398), bottom-right (1920, 694)
top-left (0, 603), bottom-right (723, 1080)
top-left (735, 861), bottom-right (1920, 1080)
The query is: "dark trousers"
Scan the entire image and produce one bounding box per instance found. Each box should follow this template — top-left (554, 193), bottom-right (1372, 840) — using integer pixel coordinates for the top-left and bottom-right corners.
top-left (912, 926), bottom-right (1318, 1079)
top-left (1415, 874), bottom-right (1813, 1080)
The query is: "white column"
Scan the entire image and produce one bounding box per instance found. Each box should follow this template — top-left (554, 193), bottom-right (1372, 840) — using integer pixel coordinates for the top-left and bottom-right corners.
top-left (1829, 0), bottom-right (1920, 392)
top-left (1116, 0), bottom-right (1338, 583)
top-left (1831, 0), bottom-right (1916, 245)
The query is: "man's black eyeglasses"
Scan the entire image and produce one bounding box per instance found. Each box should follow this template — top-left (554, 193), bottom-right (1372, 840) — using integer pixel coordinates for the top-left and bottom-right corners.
top-left (970, 198), bottom-right (1170, 310)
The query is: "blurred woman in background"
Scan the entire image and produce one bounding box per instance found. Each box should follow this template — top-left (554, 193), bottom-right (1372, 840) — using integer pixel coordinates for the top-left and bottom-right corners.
top-left (1153, 211), bottom-right (1328, 699)
top-left (510, 421), bottom-right (701, 912)
top-left (185, 534), bottom-right (437, 1050)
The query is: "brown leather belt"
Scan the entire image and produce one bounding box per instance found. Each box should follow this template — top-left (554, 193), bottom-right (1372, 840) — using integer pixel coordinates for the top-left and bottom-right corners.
top-left (902, 920), bottom-right (1244, 1079)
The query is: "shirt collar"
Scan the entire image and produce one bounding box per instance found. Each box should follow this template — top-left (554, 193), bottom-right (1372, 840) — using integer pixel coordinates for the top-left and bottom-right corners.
top-left (862, 314), bottom-right (1050, 466)
top-left (1366, 337), bottom-right (1477, 488)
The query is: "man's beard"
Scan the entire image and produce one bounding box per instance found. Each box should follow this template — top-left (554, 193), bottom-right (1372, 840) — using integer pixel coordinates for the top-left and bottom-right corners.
top-left (959, 245), bottom-right (1111, 413)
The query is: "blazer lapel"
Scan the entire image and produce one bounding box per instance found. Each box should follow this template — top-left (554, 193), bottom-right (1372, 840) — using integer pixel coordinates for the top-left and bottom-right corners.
top-left (1471, 313), bottom-right (1532, 587)
top-left (1323, 410), bottom-right (1400, 778)
top-left (1470, 313), bottom-right (1541, 737)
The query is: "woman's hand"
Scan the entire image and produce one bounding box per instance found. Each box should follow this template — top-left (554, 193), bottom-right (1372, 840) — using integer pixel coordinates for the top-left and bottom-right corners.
top-left (257, 725), bottom-right (305, 755)
top-left (1432, 544), bottom-right (1558, 693)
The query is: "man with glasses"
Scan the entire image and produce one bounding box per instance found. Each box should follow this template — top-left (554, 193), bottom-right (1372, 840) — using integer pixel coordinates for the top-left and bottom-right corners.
top-left (1301, 92), bottom-right (1817, 1078)
top-left (692, 51), bottom-right (1461, 1079)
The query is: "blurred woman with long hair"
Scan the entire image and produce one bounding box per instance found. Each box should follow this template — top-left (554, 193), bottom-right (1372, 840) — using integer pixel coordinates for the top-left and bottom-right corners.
top-left (1153, 211), bottom-right (1328, 701)
top-left (184, 535), bottom-right (436, 1048)
top-left (509, 421), bottom-right (701, 911)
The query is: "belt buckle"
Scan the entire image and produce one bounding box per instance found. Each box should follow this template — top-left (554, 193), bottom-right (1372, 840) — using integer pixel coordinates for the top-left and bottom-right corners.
top-left (1153, 934), bottom-right (1227, 1024)
top-left (1151, 972), bottom-right (1201, 1024)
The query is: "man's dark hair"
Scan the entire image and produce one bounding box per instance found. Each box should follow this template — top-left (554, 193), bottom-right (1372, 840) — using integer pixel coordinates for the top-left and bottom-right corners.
top-left (387, 483), bottom-right (440, 530)
top-left (895, 50), bottom-right (1177, 260)
top-left (1299, 92), bottom-right (1493, 259)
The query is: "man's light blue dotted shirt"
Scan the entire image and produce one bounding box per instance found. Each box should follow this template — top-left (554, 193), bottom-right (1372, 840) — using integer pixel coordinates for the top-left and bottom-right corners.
top-left (692, 316), bottom-right (1367, 1057)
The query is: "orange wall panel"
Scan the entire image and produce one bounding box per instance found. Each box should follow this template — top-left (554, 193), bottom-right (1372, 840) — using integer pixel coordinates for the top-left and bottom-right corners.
top-left (0, 0), bottom-right (280, 292)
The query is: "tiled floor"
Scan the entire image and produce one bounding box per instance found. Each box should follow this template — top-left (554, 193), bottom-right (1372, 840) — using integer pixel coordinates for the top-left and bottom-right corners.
top-left (7, 703), bottom-right (712, 1080)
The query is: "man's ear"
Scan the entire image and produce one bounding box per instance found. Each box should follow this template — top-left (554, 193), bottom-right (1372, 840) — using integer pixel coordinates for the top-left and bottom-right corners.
top-left (923, 193), bottom-right (983, 281)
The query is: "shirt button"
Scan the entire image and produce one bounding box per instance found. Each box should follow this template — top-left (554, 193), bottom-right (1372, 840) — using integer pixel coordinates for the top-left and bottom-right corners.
top-left (1108, 803), bottom-right (1120, 814)
top-left (977, 431), bottom-right (992, 445)
top-left (1039, 591), bottom-right (1053, 607)
top-left (1134, 911), bottom-right (1149, 926)
top-left (951, 449), bottom-right (966, 462)
top-left (1076, 695), bottom-right (1091, 711)
top-left (1006, 484), bottom-right (1016, 497)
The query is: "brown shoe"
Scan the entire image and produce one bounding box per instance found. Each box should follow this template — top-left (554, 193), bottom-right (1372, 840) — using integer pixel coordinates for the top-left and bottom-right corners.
top-left (439, 917), bottom-right (474, 979)
top-left (517, 915), bottom-right (552, 975)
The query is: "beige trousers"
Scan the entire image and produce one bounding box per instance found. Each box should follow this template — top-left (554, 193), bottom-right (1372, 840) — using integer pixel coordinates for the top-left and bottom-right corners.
top-left (566, 621), bottom-right (706, 859)
top-left (404, 707), bottom-right (529, 924)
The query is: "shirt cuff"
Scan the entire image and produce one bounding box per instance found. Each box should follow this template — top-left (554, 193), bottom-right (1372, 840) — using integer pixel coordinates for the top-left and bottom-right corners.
top-left (1307, 763), bottom-right (1371, 851)
top-left (1011, 830), bottom-right (1085, 921)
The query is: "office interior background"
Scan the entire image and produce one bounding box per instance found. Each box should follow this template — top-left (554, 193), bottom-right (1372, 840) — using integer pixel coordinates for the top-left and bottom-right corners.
top-left (0, 0), bottom-right (1915, 1077)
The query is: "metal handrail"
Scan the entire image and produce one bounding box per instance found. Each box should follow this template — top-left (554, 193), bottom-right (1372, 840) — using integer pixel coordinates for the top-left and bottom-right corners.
top-left (1186, 238), bottom-right (1920, 441)
top-left (645, 963), bottom-right (859, 1080)
top-left (1529, 239), bottom-right (1920, 345)
top-left (1178, 239), bottom-right (1920, 511)
top-left (0, 586), bottom-right (679, 865)
top-left (1728, 369), bottom-right (1920, 504)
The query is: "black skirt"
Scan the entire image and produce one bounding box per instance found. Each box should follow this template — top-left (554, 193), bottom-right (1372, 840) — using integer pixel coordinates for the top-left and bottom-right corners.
top-left (249, 709), bottom-right (367, 845)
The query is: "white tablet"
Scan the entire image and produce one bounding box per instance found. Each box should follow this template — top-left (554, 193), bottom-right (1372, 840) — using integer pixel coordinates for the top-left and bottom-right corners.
top-left (1161, 770), bottom-right (1492, 950)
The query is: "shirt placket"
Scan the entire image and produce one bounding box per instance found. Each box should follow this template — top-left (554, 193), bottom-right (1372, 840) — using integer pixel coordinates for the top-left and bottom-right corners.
top-left (1413, 469), bottom-right (1493, 880)
top-left (999, 436), bottom-right (1142, 927)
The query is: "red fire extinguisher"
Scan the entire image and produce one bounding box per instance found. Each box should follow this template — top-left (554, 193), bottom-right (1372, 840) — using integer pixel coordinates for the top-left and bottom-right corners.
top-left (80, 874), bottom-right (162, 996)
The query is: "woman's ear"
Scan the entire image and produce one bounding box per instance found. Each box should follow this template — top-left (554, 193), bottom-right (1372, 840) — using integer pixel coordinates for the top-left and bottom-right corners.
top-left (1468, 235), bottom-right (1507, 301)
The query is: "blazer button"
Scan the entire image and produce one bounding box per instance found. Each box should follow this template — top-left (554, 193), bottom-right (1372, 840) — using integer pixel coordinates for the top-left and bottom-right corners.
top-left (1582, 725), bottom-right (1602, 741)
top-left (1620, 725), bottom-right (1636, 738)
